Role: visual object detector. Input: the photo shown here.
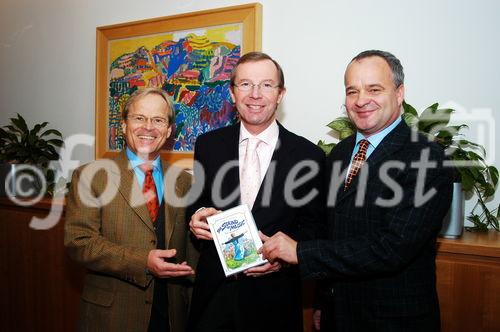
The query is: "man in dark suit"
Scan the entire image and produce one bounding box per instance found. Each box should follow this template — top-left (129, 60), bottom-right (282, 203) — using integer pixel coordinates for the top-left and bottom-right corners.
top-left (65, 88), bottom-right (197, 332)
top-left (260, 50), bottom-right (454, 331)
top-left (187, 52), bottom-right (325, 332)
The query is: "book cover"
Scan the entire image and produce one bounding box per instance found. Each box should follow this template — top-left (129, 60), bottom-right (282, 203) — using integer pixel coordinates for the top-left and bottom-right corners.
top-left (207, 204), bottom-right (267, 276)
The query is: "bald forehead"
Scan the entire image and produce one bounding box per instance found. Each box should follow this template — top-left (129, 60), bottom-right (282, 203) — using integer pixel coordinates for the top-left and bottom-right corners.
top-left (344, 56), bottom-right (395, 87)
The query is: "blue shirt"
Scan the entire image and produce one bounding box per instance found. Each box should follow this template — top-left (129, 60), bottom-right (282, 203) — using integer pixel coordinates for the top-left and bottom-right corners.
top-left (347, 117), bottom-right (402, 175)
top-left (126, 148), bottom-right (164, 204)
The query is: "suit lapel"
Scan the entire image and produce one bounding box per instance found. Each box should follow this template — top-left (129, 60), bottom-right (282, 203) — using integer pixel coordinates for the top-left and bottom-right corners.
top-left (333, 136), bottom-right (356, 202)
top-left (162, 161), bottom-right (177, 247)
top-left (114, 151), bottom-right (155, 232)
top-left (336, 120), bottom-right (410, 203)
top-left (252, 122), bottom-right (295, 212)
top-left (365, 121), bottom-right (409, 169)
top-left (226, 123), bottom-right (242, 202)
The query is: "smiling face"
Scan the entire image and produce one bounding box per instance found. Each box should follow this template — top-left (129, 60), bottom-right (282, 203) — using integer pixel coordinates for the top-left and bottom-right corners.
top-left (230, 59), bottom-right (286, 135)
top-left (344, 56), bottom-right (404, 137)
top-left (121, 93), bottom-right (172, 161)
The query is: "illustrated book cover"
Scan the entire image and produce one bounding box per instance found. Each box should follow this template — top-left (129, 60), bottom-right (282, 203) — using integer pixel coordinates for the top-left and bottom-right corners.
top-left (207, 204), bottom-right (267, 276)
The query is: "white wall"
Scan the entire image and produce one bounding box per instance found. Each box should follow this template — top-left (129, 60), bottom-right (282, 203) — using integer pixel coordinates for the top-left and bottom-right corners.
top-left (1, 0), bottom-right (499, 217)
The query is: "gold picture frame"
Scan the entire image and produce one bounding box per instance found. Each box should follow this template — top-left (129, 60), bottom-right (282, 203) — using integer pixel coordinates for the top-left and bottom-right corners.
top-left (95, 3), bottom-right (262, 168)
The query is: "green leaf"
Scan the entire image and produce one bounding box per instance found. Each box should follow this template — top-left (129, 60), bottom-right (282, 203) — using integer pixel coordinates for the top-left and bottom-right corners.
top-left (485, 210), bottom-right (499, 230)
top-left (46, 169), bottom-right (55, 182)
top-left (40, 129), bottom-right (62, 138)
top-left (466, 214), bottom-right (489, 232)
top-left (317, 140), bottom-right (336, 156)
top-left (467, 214), bottom-right (481, 226)
top-left (435, 136), bottom-right (453, 148)
top-left (11, 113), bottom-right (29, 134)
top-left (402, 100), bottom-right (418, 116)
top-left (418, 104), bottom-right (453, 133)
top-left (488, 166), bottom-right (499, 187)
top-left (469, 167), bottom-right (484, 183)
top-left (30, 122), bottom-right (48, 136)
top-left (4, 125), bottom-right (23, 135)
top-left (338, 130), bottom-right (352, 140)
top-left (466, 150), bottom-right (486, 162)
top-left (46, 138), bottom-right (64, 147)
top-left (327, 117), bottom-right (355, 132)
top-left (483, 183), bottom-right (495, 198)
top-left (436, 125), bottom-right (467, 140)
top-left (0, 127), bottom-right (11, 139)
top-left (449, 124), bottom-right (468, 133)
top-left (457, 168), bottom-right (475, 191)
top-left (458, 140), bottom-right (486, 156)
top-left (436, 129), bottom-right (453, 140)
top-left (402, 112), bottom-right (419, 129)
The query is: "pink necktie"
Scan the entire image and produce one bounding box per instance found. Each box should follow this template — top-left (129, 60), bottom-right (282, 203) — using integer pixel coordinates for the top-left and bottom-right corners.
top-left (344, 139), bottom-right (369, 191)
top-left (139, 164), bottom-right (159, 222)
top-left (240, 138), bottom-right (262, 209)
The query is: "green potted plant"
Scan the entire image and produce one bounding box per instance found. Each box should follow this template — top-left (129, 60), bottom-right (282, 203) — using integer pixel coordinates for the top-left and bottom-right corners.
top-left (318, 101), bottom-right (499, 232)
top-left (0, 113), bottom-right (64, 196)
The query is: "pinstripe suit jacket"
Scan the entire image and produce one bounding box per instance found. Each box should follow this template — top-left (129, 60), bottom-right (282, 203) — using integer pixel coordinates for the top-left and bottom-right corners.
top-left (297, 120), bottom-right (454, 331)
top-left (64, 150), bottom-right (197, 332)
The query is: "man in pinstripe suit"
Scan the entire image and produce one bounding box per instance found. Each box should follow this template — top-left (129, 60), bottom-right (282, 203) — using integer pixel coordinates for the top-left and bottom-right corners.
top-left (261, 50), bottom-right (454, 331)
top-left (65, 88), bottom-right (197, 332)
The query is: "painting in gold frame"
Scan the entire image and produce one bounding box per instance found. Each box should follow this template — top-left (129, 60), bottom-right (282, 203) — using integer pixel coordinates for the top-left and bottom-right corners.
top-left (95, 3), bottom-right (262, 168)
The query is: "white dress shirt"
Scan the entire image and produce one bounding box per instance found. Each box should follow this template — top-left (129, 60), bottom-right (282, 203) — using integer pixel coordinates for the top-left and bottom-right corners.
top-left (239, 120), bottom-right (279, 185)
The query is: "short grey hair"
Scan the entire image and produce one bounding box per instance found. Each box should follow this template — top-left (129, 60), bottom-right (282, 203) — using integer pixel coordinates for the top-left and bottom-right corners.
top-left (351, 50), bottom-right (404, 88)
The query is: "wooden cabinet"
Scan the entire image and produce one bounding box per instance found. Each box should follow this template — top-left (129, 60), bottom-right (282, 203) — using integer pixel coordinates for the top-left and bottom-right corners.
top-left (0, 197), bottom-right (498, 331)
top-left (436, 232), bottom-right (500, 332)
top-left (0, 197), bottom-right (84, 331)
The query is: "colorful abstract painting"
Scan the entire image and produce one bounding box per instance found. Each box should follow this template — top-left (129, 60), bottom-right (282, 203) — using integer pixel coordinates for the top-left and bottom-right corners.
top-left (107, 24), bottom-right (241, 152)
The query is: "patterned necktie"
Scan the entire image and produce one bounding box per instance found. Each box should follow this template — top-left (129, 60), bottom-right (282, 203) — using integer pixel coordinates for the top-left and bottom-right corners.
top-left (140, 163), bottom-right (159, 222)
top-left (344, 139), bottom-right (370, 191)
top-left (240, 137), bottom-right (262, 209)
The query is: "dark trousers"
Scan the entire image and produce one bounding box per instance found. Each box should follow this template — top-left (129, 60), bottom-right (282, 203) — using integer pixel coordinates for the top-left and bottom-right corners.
top-left (148, 278), bottom-right (169, 332)
top-left (149, 204), bottom-right (169, 331)
top-left (321, 291), bottom-right (440, 332)
top-left (194, 281), bottom-right (239, 332)
top-left (193, 277), bottom-right (302, 332)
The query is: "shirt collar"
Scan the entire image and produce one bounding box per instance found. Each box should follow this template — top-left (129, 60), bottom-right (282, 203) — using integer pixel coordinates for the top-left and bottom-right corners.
top-left (355, 116), bottom-right (402, 149)
top-left (239, 120), bottom-right (279, 146)
top-left (126, 147), bottom-right (162, 172)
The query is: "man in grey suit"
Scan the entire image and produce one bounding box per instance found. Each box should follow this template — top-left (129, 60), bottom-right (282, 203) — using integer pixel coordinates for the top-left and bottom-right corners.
top-left (261, 50), bottom-right (454, 331)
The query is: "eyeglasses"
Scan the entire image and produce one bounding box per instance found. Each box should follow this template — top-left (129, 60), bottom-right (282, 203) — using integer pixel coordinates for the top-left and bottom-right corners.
top-left (127, 114), bottom-right (169, 128)
top-left (234, 80), bottom-right (280, 93)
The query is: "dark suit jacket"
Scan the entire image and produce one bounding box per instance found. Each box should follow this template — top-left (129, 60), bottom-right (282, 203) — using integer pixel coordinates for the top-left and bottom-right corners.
top-left (187, 122), bottom-right (325, 332)
top-left (64, 150), bottom-right (198, 332)
top-left (297, 120), bottom-right (453, 331)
